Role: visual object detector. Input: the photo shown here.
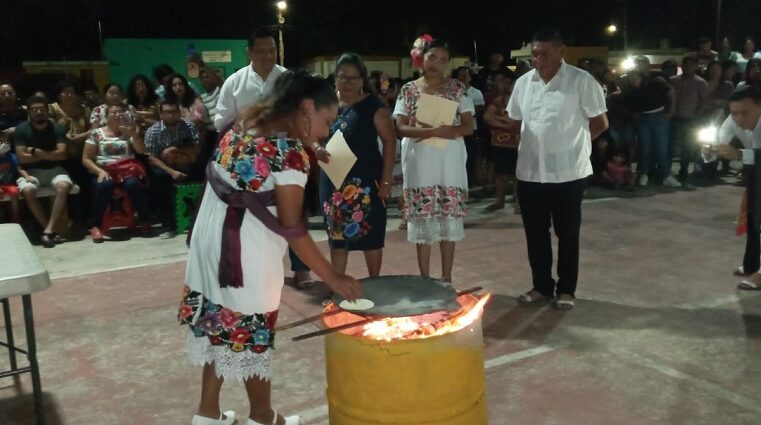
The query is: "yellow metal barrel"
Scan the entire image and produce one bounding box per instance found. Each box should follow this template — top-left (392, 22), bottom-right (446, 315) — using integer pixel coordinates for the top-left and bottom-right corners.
top-left (324, 297), bottom-right (487, 425)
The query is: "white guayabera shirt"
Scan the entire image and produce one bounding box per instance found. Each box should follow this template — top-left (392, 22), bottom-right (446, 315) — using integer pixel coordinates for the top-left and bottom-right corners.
top-left (213, 63), bottom-right (287, 131)
top-left (507, 61), bottom-right (607, 183)
top-left (718, 114), bottom-right (761, 165)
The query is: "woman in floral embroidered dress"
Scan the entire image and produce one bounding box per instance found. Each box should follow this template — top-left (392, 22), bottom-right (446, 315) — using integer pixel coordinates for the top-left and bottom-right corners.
top-left (316, 53), bottom-right (396, 279)
top-left (393, 38), bottom-right (475, 284)
top-left (179, 71), bottom-right (361, 425)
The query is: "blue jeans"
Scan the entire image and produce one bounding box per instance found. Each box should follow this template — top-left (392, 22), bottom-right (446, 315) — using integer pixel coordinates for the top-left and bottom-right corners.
top-left (636, 113), bottom-right (671, 178)
top-left (91, 176), bottom-right (149, 227)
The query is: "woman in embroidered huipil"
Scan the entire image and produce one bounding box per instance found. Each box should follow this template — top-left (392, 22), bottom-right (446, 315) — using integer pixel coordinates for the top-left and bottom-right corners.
top-left (179, 71), bottom-right (361, 425)
top-left (393, 38), bottom-right (474, 284)
top-left (316, 53), bottom-right (396, 278)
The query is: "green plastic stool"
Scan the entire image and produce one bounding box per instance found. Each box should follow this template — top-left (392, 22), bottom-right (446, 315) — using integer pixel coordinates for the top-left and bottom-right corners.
top-left (174, 183), bottom-right (202, 234)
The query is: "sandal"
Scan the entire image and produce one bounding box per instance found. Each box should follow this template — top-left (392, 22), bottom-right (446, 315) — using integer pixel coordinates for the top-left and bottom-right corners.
top-left (40, 232), bottom-right (55, 248)
top-left (553, 298), bottom-right (576, 310)
top-left (246, 410), bottom-right (302, 425)
top-left (738, 280), bottom-right (761, 290)
top-left (398, 220), bottom-right (407, 230)
top-left (734, 266), bottom-right (753, 277)
top-left (52, 233), bottom-right (66, 244)
top-left (516, 290), bottom-right (552, 304)
top-left (191, 410), bottom-right (236, 425)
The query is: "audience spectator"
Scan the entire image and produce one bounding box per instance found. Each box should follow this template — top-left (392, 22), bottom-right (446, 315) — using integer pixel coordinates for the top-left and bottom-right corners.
top-left (153, 64), bottom-right (176, 101)
top-left (482, 72), bottom-right (518, 213)
top-left (82, 103), bottom-right (150, 242)
top-left (214, 29), bottom-right (287, 130)
top-left (0, 135), bottom-right (26, 222)
top-left (163, 74), bottom-right (208, 138)
top-left (690, 37), bottom-right (719, 70)
top-left (626, 56), bottom-right (680, 187)
top-left (454, 66), bottom-right (485, 185)
top-left (143, 101), bottom-right (201, 238)
top-left (670, 56), bottom-right (708, 180)
top-left (722, 59), bottom-right (740, 86)
top-left (81, 81), bottom-right (102, 110)
top-left (473, 52), bottom-right (505, 93)
top-left (718, 36), bottom-right (741, 63)
top-left (198, 67), bottom-right (223, 164)
top-left (704, 61), bottom-right (735, 122)
top-left (660, 60), bottom-right (679, 79)
top-left (90, 83), bottom-right (136, 129)
top-left (737, 37), bottom-right (761, 74)
top-left (127, 74), bottom-right (160, 137)
top-left (738, 58), bottom-right (761, 89)
top-left (48, 80), bottom-right (93, 221)
top-left (14, 95), bottom-right (73, 247)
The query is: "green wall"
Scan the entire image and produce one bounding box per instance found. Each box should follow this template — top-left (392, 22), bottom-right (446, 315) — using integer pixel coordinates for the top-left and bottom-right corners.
top-left (104, 38), bottom-right (250, 91)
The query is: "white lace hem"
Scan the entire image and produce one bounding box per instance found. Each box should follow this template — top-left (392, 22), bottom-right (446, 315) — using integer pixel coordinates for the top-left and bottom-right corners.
top-left (186, 331), bottom-right (272, 382)
top-left (407, 217), bottom-right (465, 245)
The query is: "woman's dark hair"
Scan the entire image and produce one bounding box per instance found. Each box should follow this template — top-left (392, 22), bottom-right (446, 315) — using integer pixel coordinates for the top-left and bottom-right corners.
top-left (102, 83), bottom-right (124, 98)
top-left (423, 39), bottom-right (449, 55)
top-left (55, 80), bottom-right (80, 99)
top-left (239, 70), bottom-right (338, 132)
top-left (127, 74), bottom-right (158, 107)
top-left (744, 58), bottom-right (761, 83)
top-left (335, 52), bottom-right (374, 95)
top-left (163, 74), bottom-right (197, 108)
top-left (153, 64), bottom-right (175, 83)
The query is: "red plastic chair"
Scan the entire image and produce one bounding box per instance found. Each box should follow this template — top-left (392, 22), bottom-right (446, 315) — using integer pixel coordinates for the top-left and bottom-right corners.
top-left (100, 188), bottom-right (136, 234)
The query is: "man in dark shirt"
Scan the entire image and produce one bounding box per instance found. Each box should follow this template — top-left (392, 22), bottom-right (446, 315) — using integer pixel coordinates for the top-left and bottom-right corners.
top-left (143, 101), bottom-right (201, 238)
top-left (14, 95), bottom-right (73, 247)
top-left (626, 56), bottom-right (681, 187)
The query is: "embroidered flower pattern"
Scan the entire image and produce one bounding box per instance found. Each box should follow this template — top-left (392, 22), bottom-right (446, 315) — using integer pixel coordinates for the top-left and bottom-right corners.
top-left (403, 185), bottom-right (467, 219)
top-left (215, 129), bottom-right (308, 192)
top-left (397, 79), bottom-right (466, 127)
top-left (324, 177), bottom-right (372, 241)
top-left (178, 286), bottom-right (278, 353)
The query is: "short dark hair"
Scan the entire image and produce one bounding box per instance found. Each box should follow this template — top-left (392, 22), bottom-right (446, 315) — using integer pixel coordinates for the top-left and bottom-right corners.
top-left (728, 86), bottom-right (761, 104)
top-left (248, 28), bottom-right (275, 49)
top-left (532, 29), bottom-right (564, 46)
top-left (26, 95), bottom-right (48, 109)
top-left (55, 79), bottom-right (80, 99)
top-left (681, 56), bottom-right (698, 67)
top-left (153, 64), bottom-right (175, 83)
top-left (159, 100), bottom-right (180, 111)
top-left (452, 66), bottom-right (470, 79)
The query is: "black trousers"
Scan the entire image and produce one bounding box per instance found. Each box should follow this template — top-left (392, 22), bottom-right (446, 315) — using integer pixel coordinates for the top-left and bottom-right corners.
top-left (517, 178), bottom-right (585, 297)
top-left (744, 166), bottom-right (760, 273)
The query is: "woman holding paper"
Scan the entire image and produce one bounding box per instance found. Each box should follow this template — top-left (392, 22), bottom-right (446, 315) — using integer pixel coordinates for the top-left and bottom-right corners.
top-left (393, 38), bottom-right (475, 284)
top-left (316, 52), bottom-right (397, 278)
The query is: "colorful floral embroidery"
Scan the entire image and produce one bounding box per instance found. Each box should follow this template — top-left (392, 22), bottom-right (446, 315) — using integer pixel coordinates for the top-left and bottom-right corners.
top-left (214, 129), bottom-right (308, 192)
top-left (178, 286), bottom-right (278, 353)
top-left (403, 185), bottom-right (467, 219)
top-left (323, 177), bottom-right (373, 241)
top-left (397, 79), bottom-right (467, 127)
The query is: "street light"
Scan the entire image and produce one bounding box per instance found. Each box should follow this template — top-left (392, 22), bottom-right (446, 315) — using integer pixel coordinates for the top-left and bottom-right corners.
top-left (606, 24), bottom-right (618, 35)
top-left (276, 1), bottom-right (287, 66)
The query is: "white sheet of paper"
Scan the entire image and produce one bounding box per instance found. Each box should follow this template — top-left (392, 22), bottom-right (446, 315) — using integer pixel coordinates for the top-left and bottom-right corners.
top-left (415, 93), bottom-right (459, 149)
top-left (319, 130), bottom-right (357, 188)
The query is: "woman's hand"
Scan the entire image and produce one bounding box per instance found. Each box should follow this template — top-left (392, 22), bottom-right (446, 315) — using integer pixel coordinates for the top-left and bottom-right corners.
top-left (97, 170), bottom-right (111, 183)
top-left (325, 273), bottom-right (362, 301)
top-left (432, 125), bottom-right (459, 139)
top-left (314, 146), bottom-right (331, 163)
top-left (376, 181), bottom-right (391, 204)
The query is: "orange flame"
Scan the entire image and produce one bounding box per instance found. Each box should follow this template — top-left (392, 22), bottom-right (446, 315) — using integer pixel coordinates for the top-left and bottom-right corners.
top-left (361, 293), bottom-right (491, 341)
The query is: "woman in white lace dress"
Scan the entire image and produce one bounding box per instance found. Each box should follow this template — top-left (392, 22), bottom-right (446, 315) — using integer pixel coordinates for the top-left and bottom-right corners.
top-left (178, 71), bottom-right (361, 425)
top-left (393, 38), bottom-right (474, 284)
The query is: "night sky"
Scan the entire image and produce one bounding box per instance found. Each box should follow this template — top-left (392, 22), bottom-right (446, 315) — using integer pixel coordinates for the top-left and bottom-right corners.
top-left (2, 0), bottom-right (761, 69)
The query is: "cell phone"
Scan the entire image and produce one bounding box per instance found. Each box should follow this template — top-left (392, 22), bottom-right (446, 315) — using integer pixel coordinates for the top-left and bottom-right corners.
top-left (118, 112), bottom-right (132, 127)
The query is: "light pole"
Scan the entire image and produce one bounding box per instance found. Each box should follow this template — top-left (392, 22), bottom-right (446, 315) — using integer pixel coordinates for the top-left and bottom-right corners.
top-left (276, 1), bottom-right (287, 66)
top-left (715, 0), bottom-right (722, 48)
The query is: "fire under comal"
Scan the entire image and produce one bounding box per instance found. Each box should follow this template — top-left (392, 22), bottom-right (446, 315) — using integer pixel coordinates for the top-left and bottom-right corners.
top-left (323, 294), bottom-right (490, 425)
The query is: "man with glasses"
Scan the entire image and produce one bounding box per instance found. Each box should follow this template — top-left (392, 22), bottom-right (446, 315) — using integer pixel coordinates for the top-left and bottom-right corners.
top-left (144, 101), bottom-right (201, 238)
top-left (14, 95), bottom-right (73, 247)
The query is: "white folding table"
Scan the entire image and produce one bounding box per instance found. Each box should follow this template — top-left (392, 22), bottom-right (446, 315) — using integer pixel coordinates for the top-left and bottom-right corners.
top-left (0, 223), bottom-right (51, 425)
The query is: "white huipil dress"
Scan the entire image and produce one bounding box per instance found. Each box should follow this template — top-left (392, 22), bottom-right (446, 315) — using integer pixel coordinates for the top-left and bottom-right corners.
top-left (393, 79), bottom-right (475, 245)
top-left (179, 129), bottom-right (309, 381)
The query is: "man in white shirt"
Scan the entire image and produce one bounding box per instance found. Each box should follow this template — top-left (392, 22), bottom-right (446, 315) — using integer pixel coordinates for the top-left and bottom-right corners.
top-left (711, 86), bottom-right (761, 289)
top-left (213, 29), bottom-right (287, 131)
top-left (506, 30), bottom-right (609, 310)
top-left (214, 29), bottom-right (313, 288)
top-left (455, 66), bottom-right (485, 185)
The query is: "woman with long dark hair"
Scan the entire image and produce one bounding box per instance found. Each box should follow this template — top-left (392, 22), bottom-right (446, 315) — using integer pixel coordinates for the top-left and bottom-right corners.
top-left (164, 73), bottom-right (209, 137)
top-left (394, 37), bottom-right (474, 285)
top-left (127, 74), bottom-right (160, 136)
top-left (316, 53), bottom-right (396, 281)
top-left (179, 70), bottom-right (361, 425)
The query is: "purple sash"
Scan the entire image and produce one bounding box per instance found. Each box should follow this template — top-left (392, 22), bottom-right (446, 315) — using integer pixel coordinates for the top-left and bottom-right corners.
top-left (205, 161), bottom-right (307, 288)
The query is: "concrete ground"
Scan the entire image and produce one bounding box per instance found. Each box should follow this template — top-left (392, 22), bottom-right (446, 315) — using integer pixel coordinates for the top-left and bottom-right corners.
top-left (1, 179), bottom-right (760, 425)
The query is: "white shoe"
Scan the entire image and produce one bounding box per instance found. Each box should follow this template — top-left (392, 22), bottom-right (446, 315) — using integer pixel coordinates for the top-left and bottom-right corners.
top-left (246, 410), bottom-right (302, 425)
top-left (662, 175), bottom-right (681, 187)
top-left (637, 175), bottom-right (648, 187)
top-left (192, 411), bottom-right (236, 425)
